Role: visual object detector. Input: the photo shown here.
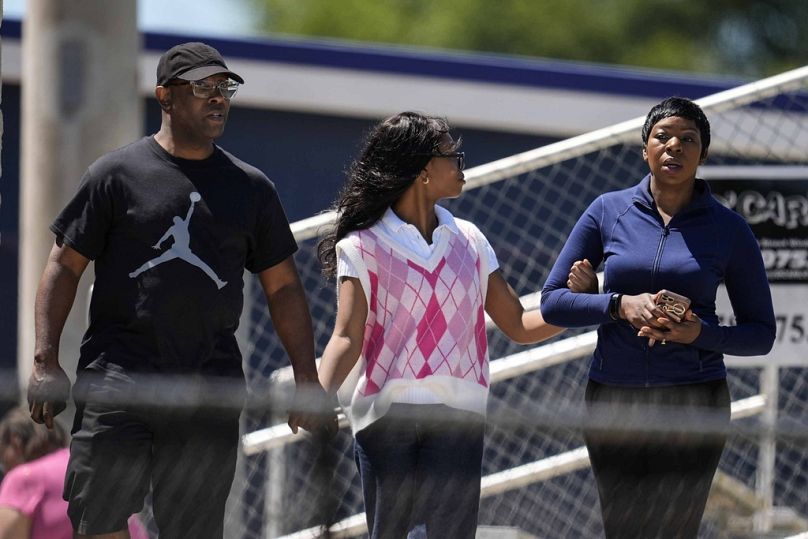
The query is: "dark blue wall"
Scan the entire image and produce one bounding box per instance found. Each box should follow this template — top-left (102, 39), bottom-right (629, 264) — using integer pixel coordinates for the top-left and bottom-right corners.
top-left (1, 84), bottom-right (21, 385)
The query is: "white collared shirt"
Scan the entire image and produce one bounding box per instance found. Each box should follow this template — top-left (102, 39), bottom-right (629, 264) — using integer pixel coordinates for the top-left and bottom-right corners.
top-left (337, 205), bottom-right (499, 279)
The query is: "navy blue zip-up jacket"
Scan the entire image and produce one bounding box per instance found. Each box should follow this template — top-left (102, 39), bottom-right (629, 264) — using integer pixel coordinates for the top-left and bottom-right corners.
top-left (541, 175), bottom-right (776, 387)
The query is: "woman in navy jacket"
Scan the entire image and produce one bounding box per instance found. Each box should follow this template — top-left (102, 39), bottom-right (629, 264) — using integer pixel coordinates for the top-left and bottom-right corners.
top-left (541, 97), bottom-right (775, 538)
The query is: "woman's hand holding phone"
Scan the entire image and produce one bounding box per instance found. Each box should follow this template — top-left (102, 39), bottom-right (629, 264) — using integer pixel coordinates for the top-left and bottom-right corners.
top-left (638, 290), bottom-right (701, 346)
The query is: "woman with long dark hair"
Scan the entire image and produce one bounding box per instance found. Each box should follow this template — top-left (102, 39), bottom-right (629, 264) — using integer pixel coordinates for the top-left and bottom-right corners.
top-left (317, 111), bottom-right (595, 538)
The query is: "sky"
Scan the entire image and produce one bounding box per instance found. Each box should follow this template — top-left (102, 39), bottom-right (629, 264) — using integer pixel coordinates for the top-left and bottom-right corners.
top-left (3, 0), bottom-right (259, 38)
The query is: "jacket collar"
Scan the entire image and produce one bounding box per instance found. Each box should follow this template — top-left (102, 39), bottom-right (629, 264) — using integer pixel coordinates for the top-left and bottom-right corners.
top-left (631, 173), bottom-right (714, 214)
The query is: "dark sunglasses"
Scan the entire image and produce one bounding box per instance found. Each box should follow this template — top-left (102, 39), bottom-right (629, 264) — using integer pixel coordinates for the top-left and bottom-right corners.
top-left (425, 151), bottom-right (465, 170)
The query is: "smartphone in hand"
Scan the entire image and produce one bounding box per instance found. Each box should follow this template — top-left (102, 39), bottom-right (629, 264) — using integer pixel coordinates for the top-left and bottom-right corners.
top-left (655, 290), bottom-right (691, 323)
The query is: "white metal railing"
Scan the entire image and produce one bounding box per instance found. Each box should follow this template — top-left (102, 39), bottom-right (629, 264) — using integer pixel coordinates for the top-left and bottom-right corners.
top-left (243, 299), bottom-right (798, 537)
top-left (276, 395), bottom-right (769, 539)
top-left (242, 330), bottom-right (598, 455)
top-left (290, 65), bottom-right (808, 242)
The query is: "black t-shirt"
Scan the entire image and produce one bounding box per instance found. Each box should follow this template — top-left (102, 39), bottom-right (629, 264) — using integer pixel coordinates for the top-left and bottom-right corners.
top-left (52, 136), bottom-right (297, 377)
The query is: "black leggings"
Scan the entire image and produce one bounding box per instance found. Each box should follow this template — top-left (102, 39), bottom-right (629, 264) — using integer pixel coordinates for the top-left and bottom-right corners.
top-left (584, 379), bottom-right (730, 539)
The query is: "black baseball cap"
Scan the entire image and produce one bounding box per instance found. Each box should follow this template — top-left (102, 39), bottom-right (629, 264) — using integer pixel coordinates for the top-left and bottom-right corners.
top-left (156, 42), bottom-right (244, 86)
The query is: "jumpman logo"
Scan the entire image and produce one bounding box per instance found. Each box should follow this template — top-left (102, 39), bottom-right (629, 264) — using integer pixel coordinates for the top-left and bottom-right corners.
top-left (129, 192), bottom-right (227, 289)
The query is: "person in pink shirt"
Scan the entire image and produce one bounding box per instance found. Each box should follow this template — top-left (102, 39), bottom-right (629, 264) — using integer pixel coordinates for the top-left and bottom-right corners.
top-left (0, 407), bottom-right (148, 539)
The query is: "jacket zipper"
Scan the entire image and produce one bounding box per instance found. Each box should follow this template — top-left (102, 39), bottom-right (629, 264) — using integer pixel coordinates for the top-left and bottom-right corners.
top-left (646, 224), bottom-right (670, 386)
top-left (651, 225), bottom-right (670, 286)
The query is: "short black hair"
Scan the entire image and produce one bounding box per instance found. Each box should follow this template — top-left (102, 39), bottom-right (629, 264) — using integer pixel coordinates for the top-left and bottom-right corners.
top-left (642, 97), bottom-right (710, 158)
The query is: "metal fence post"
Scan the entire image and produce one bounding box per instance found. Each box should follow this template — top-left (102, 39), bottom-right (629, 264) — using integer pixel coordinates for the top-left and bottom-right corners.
top-left (754, 364), bottom-right (779, 533)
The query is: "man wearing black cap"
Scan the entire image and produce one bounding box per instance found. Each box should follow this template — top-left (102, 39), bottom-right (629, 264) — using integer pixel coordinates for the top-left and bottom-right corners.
top-left (27, 42), bottom-right (334, 538)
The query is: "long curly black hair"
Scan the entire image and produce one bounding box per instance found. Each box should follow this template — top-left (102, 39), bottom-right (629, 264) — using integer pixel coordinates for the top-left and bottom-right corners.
top-left (318, 111), bottom-right (458, 278)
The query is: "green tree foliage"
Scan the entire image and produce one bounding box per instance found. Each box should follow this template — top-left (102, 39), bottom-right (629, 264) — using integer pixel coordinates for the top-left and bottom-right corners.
top-left (252, 0), bottom-right (807, 77)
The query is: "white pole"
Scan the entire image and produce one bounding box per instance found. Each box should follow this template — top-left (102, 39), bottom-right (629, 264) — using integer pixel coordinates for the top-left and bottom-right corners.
top-left (754, 364), bottom-right (779, 533)
top-left (265, 437), bottom-right (285, 538)
top-left (18, 1), bottom-right (141, 404)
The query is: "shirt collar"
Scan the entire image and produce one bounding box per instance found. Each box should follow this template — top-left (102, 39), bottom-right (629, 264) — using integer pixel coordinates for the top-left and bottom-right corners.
top-left (381, 205), bottom-right (460, 235)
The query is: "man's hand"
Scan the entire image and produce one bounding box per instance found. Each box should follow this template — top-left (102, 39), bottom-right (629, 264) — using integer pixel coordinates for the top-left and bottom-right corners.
top-left (287, 382), bottom-right (339, 439)
top-left (258, 258), bottom-right (339, 437)
top-left (28, 360), bottom-right (71, 429)
top-left (29, 241), bottom-right (87, 428)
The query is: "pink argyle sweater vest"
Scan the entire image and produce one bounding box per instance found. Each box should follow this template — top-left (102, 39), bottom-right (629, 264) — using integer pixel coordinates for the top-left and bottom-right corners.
top-left (336, 218), bottom-right (491, 433)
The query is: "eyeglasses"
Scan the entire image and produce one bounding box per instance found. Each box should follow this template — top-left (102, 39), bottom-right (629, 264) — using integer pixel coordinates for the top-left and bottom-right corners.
top-left (427, 151), bottom-right (465, 170)
top-left (165, 79), bottom-right (240, 100)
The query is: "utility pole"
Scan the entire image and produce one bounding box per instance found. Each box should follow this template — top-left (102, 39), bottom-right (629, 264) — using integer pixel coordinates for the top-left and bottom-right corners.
top-left (18, 1), bottom-right (141, 402)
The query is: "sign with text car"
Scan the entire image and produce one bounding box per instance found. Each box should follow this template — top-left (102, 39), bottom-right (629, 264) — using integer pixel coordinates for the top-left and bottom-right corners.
top-left (702, 166), bottom-right (808, 367)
